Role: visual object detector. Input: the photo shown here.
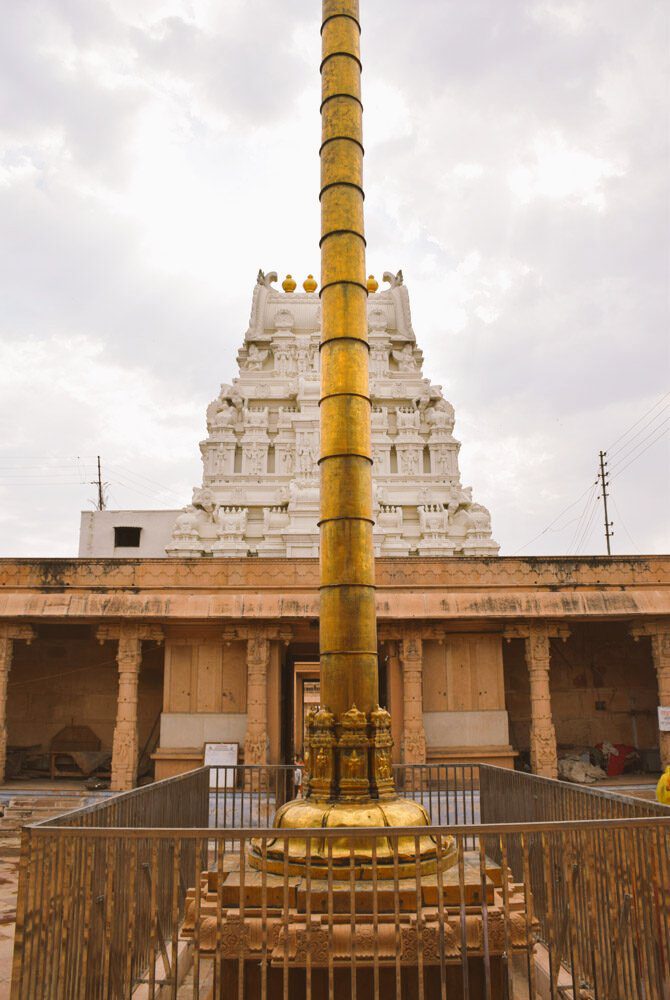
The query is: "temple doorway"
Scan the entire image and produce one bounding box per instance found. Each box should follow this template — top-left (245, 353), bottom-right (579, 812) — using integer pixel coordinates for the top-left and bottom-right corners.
top-left (293, 662), bottom-right (320, 759)
top-left (280, 643), bottom-right (389, 765)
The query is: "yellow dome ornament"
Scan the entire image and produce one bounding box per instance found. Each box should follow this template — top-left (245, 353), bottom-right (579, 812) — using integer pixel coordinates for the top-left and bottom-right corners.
top-left (367, 274), bottom-right (379, 293)
top-left (282, 274), bottom-right (297, 293)
top-left (657, 764), bottom-right (670, 805)
top-left (303, 274), bottom-right (318, 293)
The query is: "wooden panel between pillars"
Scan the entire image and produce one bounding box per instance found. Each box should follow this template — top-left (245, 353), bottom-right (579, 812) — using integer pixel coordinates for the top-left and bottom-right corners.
top-left (97, 624), bottom-right (164, 791)
top-left (504, 622), bottom-right (569, 779)
top-left (631, 619), bottom-right (670, 767)
top-left (0, 624), bottom-right (35, 784)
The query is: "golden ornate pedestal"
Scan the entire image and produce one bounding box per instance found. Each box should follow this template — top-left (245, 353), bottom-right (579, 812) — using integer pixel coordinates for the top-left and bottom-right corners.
top-left (248, 705), bottom-right (457, 879)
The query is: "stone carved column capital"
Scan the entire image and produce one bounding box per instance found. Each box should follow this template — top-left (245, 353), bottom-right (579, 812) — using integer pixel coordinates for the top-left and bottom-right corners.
top-left (96, 623), bottom-right (164, 646)
top-left (503, 621), bottom-right (570, 644)
top-left (630, 618), bottom-right (670, 646)
top-left (223, 624), bottom-right (293, 646)
top-left (0, 623), bottom-right (35, 647)
top-left (400, 628), bottom-right (423, 662)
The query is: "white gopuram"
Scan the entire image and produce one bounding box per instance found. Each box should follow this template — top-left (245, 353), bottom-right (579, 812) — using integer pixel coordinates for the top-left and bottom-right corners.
top-left (166, 270), bottom-right (498, 559)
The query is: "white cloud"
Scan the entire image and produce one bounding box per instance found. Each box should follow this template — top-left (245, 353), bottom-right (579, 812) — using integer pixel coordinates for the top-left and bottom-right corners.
top-left (508, 130), bottom-right (625, 209)
top-left (0, 0), bottom-right (667, 557)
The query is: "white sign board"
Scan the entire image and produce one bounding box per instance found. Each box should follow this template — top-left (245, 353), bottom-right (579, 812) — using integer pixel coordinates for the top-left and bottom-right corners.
top-left (204, 742), bottom-right (238, 788)
top-left (658, 707), bottom-right (670, 733)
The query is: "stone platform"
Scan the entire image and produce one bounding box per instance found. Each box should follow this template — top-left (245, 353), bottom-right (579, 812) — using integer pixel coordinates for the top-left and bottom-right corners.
top-left (182, 851), bottom-right (533, 999)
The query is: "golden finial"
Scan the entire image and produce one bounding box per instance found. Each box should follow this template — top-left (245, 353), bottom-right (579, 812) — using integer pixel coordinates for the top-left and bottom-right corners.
top-left (303, 274), bottom-right (318, 293)
top-left (282, 274), bottom-right (297, 293)
top-left (367, 274), bottom-right (379, 293)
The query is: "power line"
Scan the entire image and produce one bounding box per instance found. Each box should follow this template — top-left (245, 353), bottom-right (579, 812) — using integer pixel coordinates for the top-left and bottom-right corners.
top-left (566, 481), bottom-right (599, 553)
top-left (607, 403), bottom-right (670, 462)
top-left (610, 496), bottom-right (639, 554)
top-left (106, 463), bottom-right (184, 500)
top-left (610, 425), bottom-right (669, 481)
top-left (608, 414), bottom-right (670, 473)
top-left (606, 390), bottom-right (670, 455)
top-left (512, 481), bottom-right (598, 554)
top-left (573, 494), bottom-right (601, 555)
top-left (569, 486), bottom-right (600, 555)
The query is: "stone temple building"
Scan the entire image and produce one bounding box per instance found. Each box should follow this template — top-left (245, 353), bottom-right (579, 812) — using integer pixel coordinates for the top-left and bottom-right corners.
top-left (1, 272), bottom-right (669, 792)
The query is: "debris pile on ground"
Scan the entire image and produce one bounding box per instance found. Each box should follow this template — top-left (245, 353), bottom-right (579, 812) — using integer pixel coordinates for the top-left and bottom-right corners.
top-left (558, 753), bottom-right (607, 784)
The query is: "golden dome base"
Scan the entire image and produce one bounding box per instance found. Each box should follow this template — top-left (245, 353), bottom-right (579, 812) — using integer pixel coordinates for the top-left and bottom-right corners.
top-left (248, 796), bottom-right (457, 879)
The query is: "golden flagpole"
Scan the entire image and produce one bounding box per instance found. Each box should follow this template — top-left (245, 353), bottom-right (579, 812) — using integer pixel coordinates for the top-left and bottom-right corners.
top-left (319, 0), bottom-right (378, 724)
top-left (250, 0), bottom-right (455, 878)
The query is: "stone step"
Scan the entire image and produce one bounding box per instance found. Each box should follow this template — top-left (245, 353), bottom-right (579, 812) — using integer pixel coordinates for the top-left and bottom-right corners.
top-left (0, 793), bottom-right (104, 830)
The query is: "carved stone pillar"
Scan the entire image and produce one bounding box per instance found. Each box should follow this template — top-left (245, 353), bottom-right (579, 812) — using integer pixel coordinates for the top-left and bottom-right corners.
top-left (0, 624), bottom-right (35, 783)
top-left (631, 619), bottom-right (670, 767)
top-left (385, 641), bottom-right (404, 764)
top-left (97, 624), bottom-right (163, 791)
top-left (399, 629), bottom-right (426, 764)
top-left (244, 634), bottom-right (271, 766)
top-left (505, 622), bottom-right (569, 779)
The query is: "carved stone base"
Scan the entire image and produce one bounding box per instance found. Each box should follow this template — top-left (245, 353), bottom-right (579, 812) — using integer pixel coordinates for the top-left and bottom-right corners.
top-left (183, 851), bottom-right (532, 1000)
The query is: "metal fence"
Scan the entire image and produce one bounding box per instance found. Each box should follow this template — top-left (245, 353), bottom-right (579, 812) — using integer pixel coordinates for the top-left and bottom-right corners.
top-left (10, 764), bottom-right (670, 1000)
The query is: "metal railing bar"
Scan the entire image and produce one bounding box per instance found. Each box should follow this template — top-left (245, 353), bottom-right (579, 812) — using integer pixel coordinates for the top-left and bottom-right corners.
top-left (27, 815), bottom-right (670, 839)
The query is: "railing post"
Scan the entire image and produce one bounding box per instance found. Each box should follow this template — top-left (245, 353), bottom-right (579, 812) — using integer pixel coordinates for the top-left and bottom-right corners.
top-left (9, 827), bottom-right (31, 999)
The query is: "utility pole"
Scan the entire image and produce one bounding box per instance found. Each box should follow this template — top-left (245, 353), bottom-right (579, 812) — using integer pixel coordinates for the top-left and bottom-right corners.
top-left (90, 455), bottom-right (106, 511)
top-left (598, 450), bottom-right (613, 555)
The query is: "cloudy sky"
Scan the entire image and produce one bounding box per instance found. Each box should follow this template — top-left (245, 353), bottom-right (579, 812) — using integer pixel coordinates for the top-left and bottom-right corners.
top-left (0, 0), bottom-right (668, 557)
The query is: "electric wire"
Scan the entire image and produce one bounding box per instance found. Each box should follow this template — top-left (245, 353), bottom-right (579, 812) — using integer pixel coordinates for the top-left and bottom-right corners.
top-left (609, 425), bottom-right (669, 481)
top-left (610, 496), bottom-right (639, 554)
top-left (605, 390), bottom-right (670, 455)
top-left (607, 403), bottom-right (670, 462)
top-left (566, 480), bottom-right (599, 554)
top-left (607, 413), bottom-right (670, 473)
top-left (511, 480), bottom-right (598, 554)
top-left (569, 485), bottom-right (600, 555)
top-left (572, 492), bottom-right (602, 554)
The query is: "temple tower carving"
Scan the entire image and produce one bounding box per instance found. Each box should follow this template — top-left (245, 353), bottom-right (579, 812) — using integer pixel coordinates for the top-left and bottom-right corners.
top-left (167, 270), bottom-right (498, 559)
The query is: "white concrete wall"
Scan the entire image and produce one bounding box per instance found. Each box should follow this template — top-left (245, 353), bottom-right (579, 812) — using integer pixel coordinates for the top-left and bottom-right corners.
top-left (423, 710), bottom-right (510, 748)
top-left (160, 712), bottom-right (248, 748)
top-left (78, 510), bottom-right (180, 557)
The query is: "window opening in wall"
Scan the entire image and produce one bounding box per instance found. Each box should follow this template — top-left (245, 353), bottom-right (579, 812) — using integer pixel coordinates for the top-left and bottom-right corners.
top-left (114, 526), bottom-right (141, 548)
top-left (267, 444), bottom-right (275, 473)
top-left (389, 445), bottom-right (398, 474)
top-left (423, 446), bottom-right (431, 473)
top-left (234, 445), bottom-right (243, 473)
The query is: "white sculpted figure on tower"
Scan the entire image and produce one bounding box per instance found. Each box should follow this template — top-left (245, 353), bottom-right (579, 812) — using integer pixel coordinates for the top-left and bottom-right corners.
top-left (167, 271), bottom-right (498, 557)
top-left (426, 397), bottom-right (455, 434)
top-left (244, 344), bottom-right (270, 371)
top-left (391, 344), bottom-right (417, 371)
